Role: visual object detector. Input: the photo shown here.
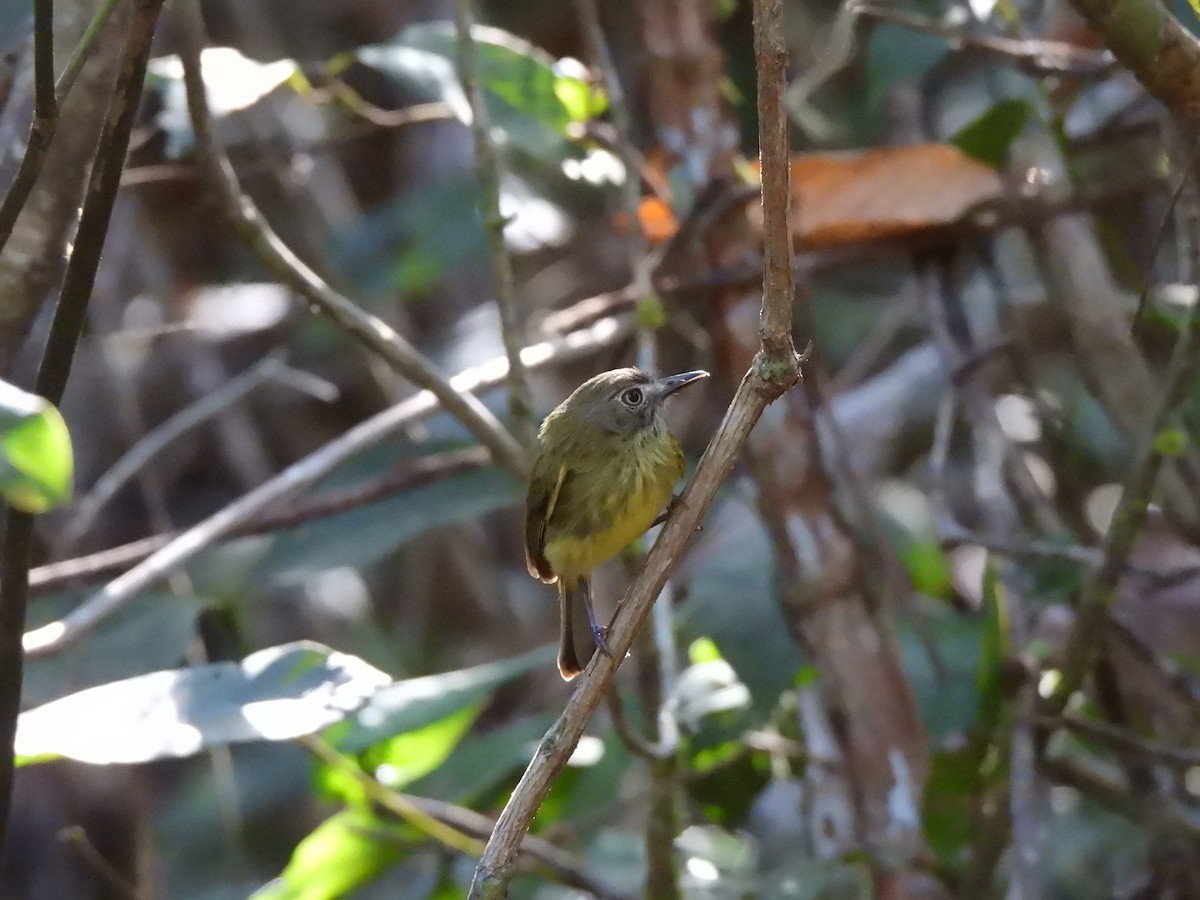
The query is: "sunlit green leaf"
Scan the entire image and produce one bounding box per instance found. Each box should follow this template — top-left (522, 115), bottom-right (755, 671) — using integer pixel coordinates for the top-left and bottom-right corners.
top-left (251, 809), bottom-right (405, 900)
top-left (319, 705), bottom-right (479, 807)
top-left (410, 714), bottom-right (552, 804)
top-left (16, 642), bottom-right (390, 765)
top-left (0, 379), bottom-right (73, 513)
top-left (22, 589), bottom-right (202, 709)
top-left (903, 540), bottom-right (952, 599)
top-left (355, 23), bottom-right (605, 161)
top-left (1154, 426), bottom-right (1189, 456)
top-left (689, 637), bottom-right (723, 665)
top-left (553, 72), bottom-right (607, 121)
top-left (332, 645), bottom-right (553, 753)
top-left (316, 710), bottom-right (480, 816)
top-left (368, 704), bottom-right (478, 788)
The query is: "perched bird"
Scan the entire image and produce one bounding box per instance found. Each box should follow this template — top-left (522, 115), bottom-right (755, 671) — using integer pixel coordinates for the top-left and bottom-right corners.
top-left (524, 367), bottom-right (709, 679)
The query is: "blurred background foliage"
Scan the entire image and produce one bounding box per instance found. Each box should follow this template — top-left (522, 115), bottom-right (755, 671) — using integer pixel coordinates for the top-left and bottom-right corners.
top-left (1, 0), bottom-right (1200, 896)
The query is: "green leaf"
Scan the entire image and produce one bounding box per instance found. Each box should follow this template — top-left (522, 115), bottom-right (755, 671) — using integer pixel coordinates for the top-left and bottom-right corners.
top-left (409, 714), bottom-right (553, 804)
top-left (553, 72), bottom-right (607, 122)
top-left (952, 99), bottom-right (1032, 168)
top-left (16, 642), bottom-right (390, 765)
top-left (865, 23), bottom-right (948, 117)
top-left (257, 464), bottom-right (524, 583)
top-left (22, 589), bottom-right (203, 709)
top-left (1154, 426), bottom-right (1189, 457)
top-left (320, 705), bottom-right (480, 806)
top-left (923, 741), bottom-right (987, 875)
top-left (680, 501), bottom-right (804, 723)
top-left (634, 295), bottom-right (667, 331)
top-left (897, 612), bottom-right (982, 741)
top-left (332, 645), bottom-right (554, 753)
top-left (0, 379), bottom-right (73, 512)
top-left (368, 704), bottom-right (478, 788)
top-left (355, 23), bottom-right (604, 161)
top-left (902, 540), bottom-right (952, 599)
top-left (251, 809), bottom-right (405, 900)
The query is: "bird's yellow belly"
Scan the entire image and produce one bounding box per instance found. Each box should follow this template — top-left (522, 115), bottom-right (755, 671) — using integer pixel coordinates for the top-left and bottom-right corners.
top-left (544, 478), bottom-right (673, 580)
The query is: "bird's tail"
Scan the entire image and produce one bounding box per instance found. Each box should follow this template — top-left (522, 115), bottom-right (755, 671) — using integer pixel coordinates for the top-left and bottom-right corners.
top-left (558, 576), bottom-right (597, 680)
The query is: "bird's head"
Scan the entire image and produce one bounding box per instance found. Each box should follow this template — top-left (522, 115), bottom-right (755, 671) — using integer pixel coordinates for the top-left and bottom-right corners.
top-left (557, 367), bottom-right (709, 436)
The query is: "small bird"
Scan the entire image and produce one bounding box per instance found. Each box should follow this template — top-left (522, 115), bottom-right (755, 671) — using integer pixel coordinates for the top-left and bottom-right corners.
top-left (524, 367), bottom-right (709, 680)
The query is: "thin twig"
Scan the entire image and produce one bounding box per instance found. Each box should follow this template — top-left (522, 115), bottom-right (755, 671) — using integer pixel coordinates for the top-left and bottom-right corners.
top-left (1047, 311), bottom-right (1200, 713)
top-left (300, 735), bottom-right (484, 856)
top-left (60, 353), bottom-right (298, 550)
top-left (59, 826), bottom-right (143, 900)
top-left (1040, 756), bottom-right (1200, 840)
top-left (1065, 0), bottom-right (1200, 123)
top-left (0, 0), bottom-right (167, 857)
top-left (0, 5), bottom-right (58, 256)
top-left (452, 0), bottom-right (536, 446)
top-left (300, 736), bottom-right (632, 900)
top-left (23, 313), bottom-right (631, 653)
top-left (574, 0), bottom-right (646, 280)
top-left (853, 3), bottom-right (1116, 78)
top-left (55, 0), bottom-right (123, 101)
top-left (605, 689), bottom-right (668, 762)
top-left (32, 447), bottom-right (491, 592)
top-left (176, 0), bottom-right (530, 479)
top-left (33, 0), bottom-right (56, 121)
top-left (1131, 134), bottom-right (1200, 330)
top-left (1032, 713), bottom-right (1200, 769)
top-left (466, 0), bottom-right (800, 891)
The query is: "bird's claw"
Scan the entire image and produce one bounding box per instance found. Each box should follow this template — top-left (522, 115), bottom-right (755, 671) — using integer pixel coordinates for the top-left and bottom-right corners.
top-left (591, 625), bottom-right (613, 658)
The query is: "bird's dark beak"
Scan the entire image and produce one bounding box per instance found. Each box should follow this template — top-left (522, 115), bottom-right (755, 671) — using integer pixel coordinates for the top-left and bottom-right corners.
top-left (658, 370), bottom-right (710, 398)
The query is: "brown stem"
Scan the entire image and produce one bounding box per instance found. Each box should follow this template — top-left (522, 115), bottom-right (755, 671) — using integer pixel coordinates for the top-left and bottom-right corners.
top-left (0, 0), bottom-right (166, 855)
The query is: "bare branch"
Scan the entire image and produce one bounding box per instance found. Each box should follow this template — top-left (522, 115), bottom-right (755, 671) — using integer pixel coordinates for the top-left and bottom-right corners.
top-left (854, 3), bottom-right (1115, 79)
top-left (32, 447), bottom-right (491, 592)
top-left (466, 0), bottom-right (800, 891)
top-left (1048, 303), bottom-right (1198, 712)
top-left (300, 736), bottom-right (634, 900)
top-left (0, 0), bottom-right (167, 856)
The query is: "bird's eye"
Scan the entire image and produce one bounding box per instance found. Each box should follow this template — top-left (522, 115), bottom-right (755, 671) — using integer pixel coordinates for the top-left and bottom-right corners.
top-left (621, 387), bottom-right (644, 406)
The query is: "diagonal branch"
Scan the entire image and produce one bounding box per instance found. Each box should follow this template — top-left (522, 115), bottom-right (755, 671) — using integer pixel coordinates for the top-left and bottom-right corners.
top-left (467, 0), bottom-right (801, 893)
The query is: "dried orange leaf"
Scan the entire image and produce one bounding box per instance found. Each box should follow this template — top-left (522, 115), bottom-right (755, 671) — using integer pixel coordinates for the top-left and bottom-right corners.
top-left (638, 197), bottom-right (680, 244)
top-left (753, 144), bottom-right (1003, 249)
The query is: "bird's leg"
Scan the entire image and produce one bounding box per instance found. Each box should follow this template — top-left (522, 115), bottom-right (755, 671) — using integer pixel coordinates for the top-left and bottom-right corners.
top-left (650, 494), bottom-right (684, 528)
top-left (581, 577), bottom-right (612, 658)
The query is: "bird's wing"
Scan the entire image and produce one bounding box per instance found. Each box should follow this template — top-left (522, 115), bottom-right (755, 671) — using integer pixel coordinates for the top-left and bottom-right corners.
top-left (524, 462), bottom-right (568, 583)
